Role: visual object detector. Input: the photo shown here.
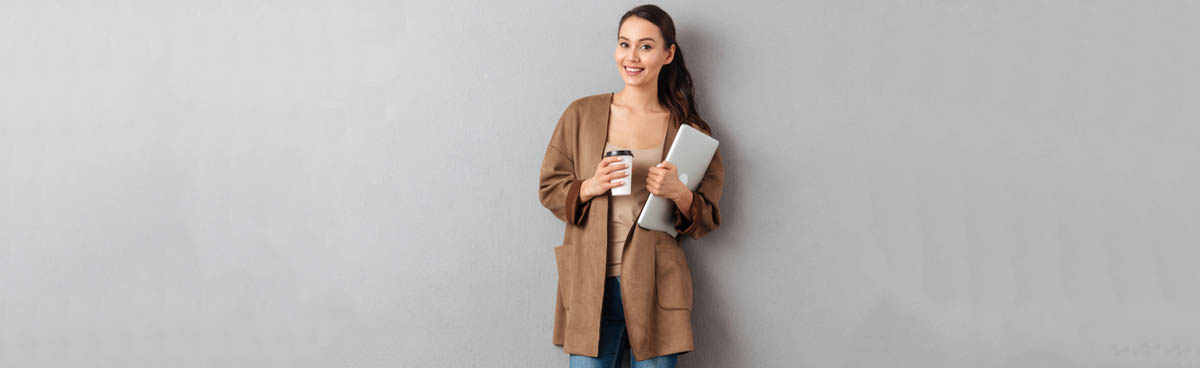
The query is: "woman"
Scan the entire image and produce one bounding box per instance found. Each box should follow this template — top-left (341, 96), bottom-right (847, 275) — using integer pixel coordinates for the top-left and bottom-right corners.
top-left (538, 4), bottom-right (724, 367)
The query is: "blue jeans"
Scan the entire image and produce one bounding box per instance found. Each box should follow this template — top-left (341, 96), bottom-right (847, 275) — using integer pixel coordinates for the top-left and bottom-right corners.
top-left (569, 276), bottom-right (679, 368)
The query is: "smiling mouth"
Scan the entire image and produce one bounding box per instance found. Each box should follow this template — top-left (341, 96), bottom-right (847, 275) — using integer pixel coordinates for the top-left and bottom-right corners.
top-left (624, 66), bottom-right (644, 75)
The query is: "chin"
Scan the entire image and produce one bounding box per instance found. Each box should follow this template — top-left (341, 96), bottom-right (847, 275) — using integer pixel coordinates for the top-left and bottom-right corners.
top-left (622, 76), bottom-right (652, 87)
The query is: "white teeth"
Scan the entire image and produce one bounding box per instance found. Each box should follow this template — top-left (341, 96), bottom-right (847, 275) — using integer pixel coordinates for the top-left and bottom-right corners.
top-left (625, 67), bottom-right (643, 72)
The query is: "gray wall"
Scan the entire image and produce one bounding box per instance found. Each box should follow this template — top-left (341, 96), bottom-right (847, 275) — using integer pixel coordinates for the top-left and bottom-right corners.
top-left (2, 0), bottom-right (1198, 367)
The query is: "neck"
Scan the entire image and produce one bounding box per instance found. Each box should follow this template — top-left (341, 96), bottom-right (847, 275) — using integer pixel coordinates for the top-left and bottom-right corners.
top-left (615, 83), bottom-right (661, 113)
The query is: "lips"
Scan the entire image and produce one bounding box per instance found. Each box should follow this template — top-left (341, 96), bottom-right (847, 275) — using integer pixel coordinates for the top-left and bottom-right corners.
top-left (624, 66), bottom-right (644, 75)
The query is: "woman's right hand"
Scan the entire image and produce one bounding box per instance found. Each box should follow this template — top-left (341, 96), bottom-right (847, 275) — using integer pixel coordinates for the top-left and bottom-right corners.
top-left (580, 156), bottom-right (629, 201)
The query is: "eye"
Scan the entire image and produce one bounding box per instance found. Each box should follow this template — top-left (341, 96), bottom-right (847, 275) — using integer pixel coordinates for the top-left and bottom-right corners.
top-left (619, 42), bottom-right (629, 47)
top-left (640, 44), bottom-right (652, 50)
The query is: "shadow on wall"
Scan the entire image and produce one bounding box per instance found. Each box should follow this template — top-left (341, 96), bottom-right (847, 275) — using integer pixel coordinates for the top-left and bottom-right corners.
top-left (677, 258), bottom-right (740, 367)
top-left (670, 21), bottom-right (747, 368)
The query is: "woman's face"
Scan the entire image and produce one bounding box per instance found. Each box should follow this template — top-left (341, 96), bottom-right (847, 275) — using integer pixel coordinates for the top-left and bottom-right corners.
top-left (615, 16), bottom-right (675, 88)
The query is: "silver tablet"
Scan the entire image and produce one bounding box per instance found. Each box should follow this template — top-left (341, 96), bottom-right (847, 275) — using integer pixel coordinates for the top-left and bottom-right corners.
top-left (636, 124), bottom-right (719, 236)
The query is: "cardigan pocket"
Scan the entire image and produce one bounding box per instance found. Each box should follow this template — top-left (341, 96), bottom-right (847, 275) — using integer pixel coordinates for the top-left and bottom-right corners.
top-left (554, 244), bottom-right (574, 310)
top-left (654, 242), bottom-right (693, 310)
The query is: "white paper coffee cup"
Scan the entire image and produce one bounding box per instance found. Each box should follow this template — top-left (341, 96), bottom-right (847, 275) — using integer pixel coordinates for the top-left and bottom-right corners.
top-left (603, 150), bottom-right (633, 196)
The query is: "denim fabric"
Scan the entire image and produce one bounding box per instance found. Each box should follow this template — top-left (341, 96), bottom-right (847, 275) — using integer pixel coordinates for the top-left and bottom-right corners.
top-left (569, 276), bottom-right (679, 368)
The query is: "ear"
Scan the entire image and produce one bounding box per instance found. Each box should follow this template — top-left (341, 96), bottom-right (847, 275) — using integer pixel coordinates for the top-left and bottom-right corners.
top-left (664, 44), bottom-right (676, 65)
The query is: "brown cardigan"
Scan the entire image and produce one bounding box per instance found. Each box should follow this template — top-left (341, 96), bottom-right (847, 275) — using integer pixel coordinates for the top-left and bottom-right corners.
top-left (538, 92), bottom-right (724, 359)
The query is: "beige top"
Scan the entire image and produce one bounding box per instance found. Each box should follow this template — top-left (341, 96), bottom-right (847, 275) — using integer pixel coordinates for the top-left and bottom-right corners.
top-left (604, 141), bottom-right (664, 277)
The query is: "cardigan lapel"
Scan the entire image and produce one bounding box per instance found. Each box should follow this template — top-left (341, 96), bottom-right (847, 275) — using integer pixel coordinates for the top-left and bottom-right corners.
top-left (580, 92), bottom-right (612, 178)
top-left (661, 116), bottom-right (679, 162)
top-left (578, 93), bottom-right (612, 270)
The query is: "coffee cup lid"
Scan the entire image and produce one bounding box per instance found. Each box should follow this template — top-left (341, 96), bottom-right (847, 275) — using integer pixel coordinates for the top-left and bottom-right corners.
top-left (604, 150), bottom-right (633, 157)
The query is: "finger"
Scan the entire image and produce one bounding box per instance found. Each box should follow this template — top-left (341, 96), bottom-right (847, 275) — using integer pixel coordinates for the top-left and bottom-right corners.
top-left (606, 180), bottom-right (624, 188)
top-left (603, 163), bottom-right (628, 174)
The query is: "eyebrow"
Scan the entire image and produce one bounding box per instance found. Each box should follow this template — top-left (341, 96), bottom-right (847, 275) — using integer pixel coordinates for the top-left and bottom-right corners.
top-left (618, 36), bottom-right (657, 43)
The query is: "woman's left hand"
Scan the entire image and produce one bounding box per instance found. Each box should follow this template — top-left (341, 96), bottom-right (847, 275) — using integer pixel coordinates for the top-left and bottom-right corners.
top-left (647, 161), bottom-right (689, 201)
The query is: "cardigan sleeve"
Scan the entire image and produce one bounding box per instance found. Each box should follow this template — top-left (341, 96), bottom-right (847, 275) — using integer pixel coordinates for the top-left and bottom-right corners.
top-left (671, 130), bottom-right (724, 240)
top-left (538, 103), bottom-right (593, 226)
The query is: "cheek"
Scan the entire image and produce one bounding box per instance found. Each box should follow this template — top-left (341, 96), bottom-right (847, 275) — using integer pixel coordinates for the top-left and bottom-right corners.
top-left (647, 54), bottom-right (667, 72)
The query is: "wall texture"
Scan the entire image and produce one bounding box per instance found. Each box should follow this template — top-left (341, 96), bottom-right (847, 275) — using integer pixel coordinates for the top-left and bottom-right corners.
top-left (2, 0), bottom-right (1198, 367)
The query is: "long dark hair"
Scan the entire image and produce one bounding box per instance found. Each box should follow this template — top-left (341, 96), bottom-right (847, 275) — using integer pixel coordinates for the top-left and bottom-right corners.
top-left (618, 4), bottom-right (712, 134)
